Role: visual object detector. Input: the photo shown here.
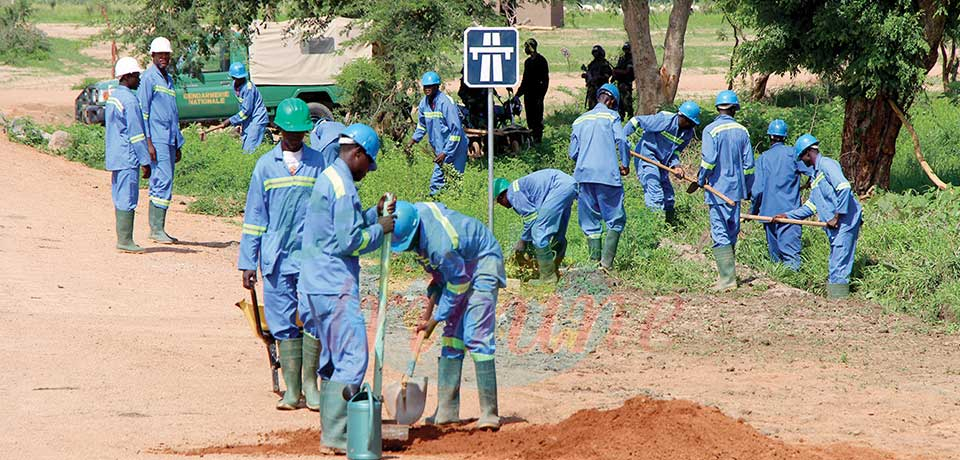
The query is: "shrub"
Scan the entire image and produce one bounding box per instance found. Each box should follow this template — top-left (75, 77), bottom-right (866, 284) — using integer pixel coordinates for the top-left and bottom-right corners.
top-left (0, 0), bottom-right (51, 64)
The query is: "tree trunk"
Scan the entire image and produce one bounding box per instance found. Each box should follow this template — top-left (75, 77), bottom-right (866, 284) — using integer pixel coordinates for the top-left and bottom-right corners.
top-left (840, 95), bottom-right (902, 193)
top-left (623, 0), bottom-right (661, 114)
top-left (751, 72), bottom-right (771, 100)
top-left (942, 41), bottom-right (951, 92)
top-left (658, 0), bottom-right (693, 105)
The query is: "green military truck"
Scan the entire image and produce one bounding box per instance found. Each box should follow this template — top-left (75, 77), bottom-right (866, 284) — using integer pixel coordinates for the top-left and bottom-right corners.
top-left (76, 18), bottom-right (368, 125)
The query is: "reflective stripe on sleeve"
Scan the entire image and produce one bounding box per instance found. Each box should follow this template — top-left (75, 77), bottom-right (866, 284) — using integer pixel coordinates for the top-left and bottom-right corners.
top-left (424, 202), bottom-right (460, 249)
top-left (836, 181), bottom-right (851, 191)
top-left (242, 223), bottom-right (267, 236)
top-left (700, 160), bottom-right (716, 170)
top-left (153, 85), bottom-right (176, 96)
top-left (351, 230), bottom-right (371, 256)
top-left (804, 201), bottom-right (817, 213)
top-left (522, 212), bottom-right (538, 223)
top-left (744, 167), bottom-right (755, 175)
top-left (512, 181), bottom-right (520, 192)
top-left (130, 134), bottom-right (146, 144)
top-left (449, 135), bottom-right (461, 142)
top-left (323, 168), bottom-right (347, 198)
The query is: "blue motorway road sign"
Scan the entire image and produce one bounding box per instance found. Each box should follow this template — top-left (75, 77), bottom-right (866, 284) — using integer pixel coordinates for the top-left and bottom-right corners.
top-left (463, 27), bottom-right (519, 88)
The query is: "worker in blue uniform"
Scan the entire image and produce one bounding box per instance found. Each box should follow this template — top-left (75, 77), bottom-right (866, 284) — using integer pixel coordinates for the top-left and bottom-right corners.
top-left (391, 200), bottom-right (506, 431)
top-left (407, 71), bottom-right (469, 195)
top-left (297, 123), bottom-right (394, 454)
top-left (105, 57), bottom-right (151, 253)
top-left (138, 37), bottom-right (184, 244)
top-left (493, 169), bottom-right (576, 283)
top-left (309, 118), bottom-right (346, 166)
top-left (238, 98), bottom-right (328, 412)
top-left (624, 100), bottom-right (701, 224)
top-left (774, 134), bottom-right (862, 299)
top-left (209, 62), bottom-right (270, 153)
top-left (698, 90), bottom-right (754, 291)
top-left (569, 83), bottom-right (630, 270)
top-left (750, 119), bottom-right (810, 270)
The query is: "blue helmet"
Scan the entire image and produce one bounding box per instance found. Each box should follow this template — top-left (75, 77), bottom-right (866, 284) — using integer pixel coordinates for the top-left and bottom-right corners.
top-left (715, 90), bottom-right (740, 108)
top-left (678, 100), bottom-right (701, 125)
top-left (597, 83), bottom-right (620, 108)
top-left (421, 71), bottom-right (441, 86)
top-left (391, 201), bottom-right (421, 252)
top-left (767, 119), bottom-right (788, 137)
top-left (794, 133), bottom-right (820, 158)
top-left (341, 123), bottom-right (381, 171)
top-left (228, 62), bottom-right (248, 79)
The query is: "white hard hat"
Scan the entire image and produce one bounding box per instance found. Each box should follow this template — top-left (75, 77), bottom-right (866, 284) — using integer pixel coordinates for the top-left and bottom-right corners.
top-left (149, 37), bottom-right (172, 54)
top-left (114, 57), bottom-right (143, 78)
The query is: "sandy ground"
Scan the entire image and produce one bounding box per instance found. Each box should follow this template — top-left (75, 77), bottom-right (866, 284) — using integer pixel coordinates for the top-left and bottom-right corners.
top-left (1, 26), bottom-right (959, 460)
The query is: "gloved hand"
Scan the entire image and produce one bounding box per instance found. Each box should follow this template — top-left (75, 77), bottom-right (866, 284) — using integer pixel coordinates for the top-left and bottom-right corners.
top-left (378, 214), bottom-right (396, 234)
top-left (241, 269), bottom-right (257, 289)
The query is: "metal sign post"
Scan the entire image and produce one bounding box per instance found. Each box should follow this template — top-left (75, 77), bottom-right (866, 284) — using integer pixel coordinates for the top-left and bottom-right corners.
top-left (463, 26), bottom-right (519, 229)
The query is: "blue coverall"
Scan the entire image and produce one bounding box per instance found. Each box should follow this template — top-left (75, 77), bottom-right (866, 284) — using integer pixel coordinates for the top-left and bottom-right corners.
top-left (698, 115), bottom-right (754, 247)
top-left (297, 158), bottom-right (384, 386)
top-left (309, 120), bottom-right (345, 167)
top-left (624, 111), bottom-right (694, 211)
top-left (505, 169), bottom-right (577, 251)
top-left (751, 142), bottom-right (811, 270)
top-left (229, 80), bottom-right (270, 153)
top-left (410, 202), bottom-right (506, 362)
top-left (104, 86), bottom-right (150, 211)
top-left (238, 143), bottom-right (328, 340)
top-left (138, 64), bottom-right (184, 210)
top-left (411, 92), bottom-right (468, 195)
top-left (569, 103), bottom-right (630, 240)
top-left (785, 155), bottom-right (862, 285)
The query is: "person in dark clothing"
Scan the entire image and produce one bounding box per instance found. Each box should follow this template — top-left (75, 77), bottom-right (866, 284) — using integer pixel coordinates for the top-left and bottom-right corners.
top-left (581, 45), bottom-right (613, 110)
top-left (515, 38), bottom-right (549, 143)
top-left (458, 67), bottom-right (487, 129)
top-left (612, 42), bottom-right (634, 120)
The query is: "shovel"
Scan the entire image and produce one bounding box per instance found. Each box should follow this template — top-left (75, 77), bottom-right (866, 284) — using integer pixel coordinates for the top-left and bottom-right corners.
top-left (629, 151), bottom-right (736, 206)
top-left (383, 329), bottom-right (429, 425)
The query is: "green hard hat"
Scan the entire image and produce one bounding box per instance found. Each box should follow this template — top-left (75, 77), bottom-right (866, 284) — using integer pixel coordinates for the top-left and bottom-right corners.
top-left (274, 98), bottom-right (313, 132)
top-left (493, 178), bottom-right (510, 198)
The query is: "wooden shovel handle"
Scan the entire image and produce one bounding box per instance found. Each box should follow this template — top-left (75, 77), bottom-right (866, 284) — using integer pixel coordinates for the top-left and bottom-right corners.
top-left (741, 213), bottom-right (827, 228)
top-left (629, 151), bottom-right (737, 206)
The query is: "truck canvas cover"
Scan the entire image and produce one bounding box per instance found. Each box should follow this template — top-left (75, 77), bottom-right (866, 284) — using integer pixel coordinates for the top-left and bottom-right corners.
top-left (249, 18), bottom-right (371, 86)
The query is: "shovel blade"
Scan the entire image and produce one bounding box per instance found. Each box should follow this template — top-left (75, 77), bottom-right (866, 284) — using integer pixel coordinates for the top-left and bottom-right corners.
top-left (383, 377), bottom-right (428, 425)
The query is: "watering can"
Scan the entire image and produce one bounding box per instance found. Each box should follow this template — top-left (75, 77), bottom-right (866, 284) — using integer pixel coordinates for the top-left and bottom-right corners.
top-left (347, 382), bottom-right (382, 460)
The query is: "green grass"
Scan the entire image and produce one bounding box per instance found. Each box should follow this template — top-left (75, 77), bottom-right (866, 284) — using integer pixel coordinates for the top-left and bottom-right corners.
top-left (5, 37), bottom-right (104, 73)
top-left (27, 0), bottom-right (135, 24)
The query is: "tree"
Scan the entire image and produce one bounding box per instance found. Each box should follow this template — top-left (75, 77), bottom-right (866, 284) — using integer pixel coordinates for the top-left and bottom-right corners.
top-left (734, 0), bottom-right (960, 193)
top-left (621, 0), bottom-right (694, 114)
top-left (941, 14), bottom-right (960, 92)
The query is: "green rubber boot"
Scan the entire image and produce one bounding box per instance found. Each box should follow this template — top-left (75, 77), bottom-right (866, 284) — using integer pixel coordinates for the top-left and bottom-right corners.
top-left (587, 237), bottom-right (602, 263)
top-left (301, 333), bottom-right (322, 411)
top-left (148, 203), bottom-right (177, 244)
top-left (319, 380), bottom-right (348, 452)
top-left (552, 238), bottom-right (567, 271)
top-left (276, 338), bottom-right (303, 410)
top-left (827, 283), bottom-right (850, 299)
top-left (115, 209), bottom-right (144, 253)
top-left (531, 245), bottom-right (558, 285)
top-left (665, 208), bottom-right (679, 227)
top-left (474, 359), bottom-right (500, 431)
top-left (426, 357), bottom-right (463, 425)
top-left (713, 245), bottom-right (738, 291)
top-left (600, 229), bottom-right (621, 270)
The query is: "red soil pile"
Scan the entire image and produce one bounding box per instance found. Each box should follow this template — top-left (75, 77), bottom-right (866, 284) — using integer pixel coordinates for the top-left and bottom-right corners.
top-left (166, 397), bottom-right (896, 459)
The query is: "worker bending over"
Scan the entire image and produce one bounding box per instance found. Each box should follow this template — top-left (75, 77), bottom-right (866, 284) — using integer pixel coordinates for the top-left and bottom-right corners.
top-left (209, 62), bottom-right (270, 153)
top-left (751, 120), bottom-right (810, 270)
top-left (624, 101), bottom-right (701, 223)
top-left (775, 134), bottom-right (862, 299)
top-left (493, 169), bottom-right (576, 284)
top-left (105, 57), bottom-right (151, 253)
top-left (391, 201), bottom-right (506, 431)
top-left (297, 124), bottom-right (394, 454)
top-left (238, 98), bottom-right (327, 412)
top-left (309, 117), bottom-right (346, 166)
top-left (408, 71), bottom-right (468, 195)
top-left (570, 83), bottom-right (630, 270)
top-left (698, 90), bottom-right (754, 291)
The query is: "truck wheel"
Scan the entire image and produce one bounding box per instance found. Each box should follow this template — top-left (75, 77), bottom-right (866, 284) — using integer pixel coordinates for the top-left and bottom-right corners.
top-left (307, 102), bottom-right (334, 123)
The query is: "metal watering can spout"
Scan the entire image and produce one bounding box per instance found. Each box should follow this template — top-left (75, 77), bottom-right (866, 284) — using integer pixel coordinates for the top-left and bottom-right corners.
top-left (347, 382), bottom-right (383, 460)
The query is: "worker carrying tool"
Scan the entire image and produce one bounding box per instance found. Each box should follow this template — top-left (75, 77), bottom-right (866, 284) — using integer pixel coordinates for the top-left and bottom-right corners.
top-left (581, 45), bottom-right (613, 109)
top-left (623, 100), bottom-right (701, 223)
top-left (774, 134), bottom-right (862, 299)
top-left (514, 38), bottom-right (549, 144)
top-left (238, 98), bottom-right (328, 412)
top-left (750, 120), bottom-right (811, 271)
top-left (207, 62), bottom-right (270, 153)
top-left (309, 117), bottom-right (345, 167)
top-left (390, 200), bottom-right (507, 431)
top-left (407, 71), bottom-right (469, 195)
top-left (570, 83), bottom-right (630, 270)
top-left (698, 90), bottom-right (754, 291)
top-left (297, 123), bottom-right (395, 454)
top-left (105, 57), bottom-right (151, 253)
top-left (493, 169), bottom-right (576, 284)
top-left (138, 37), bottom-right (184, 244)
